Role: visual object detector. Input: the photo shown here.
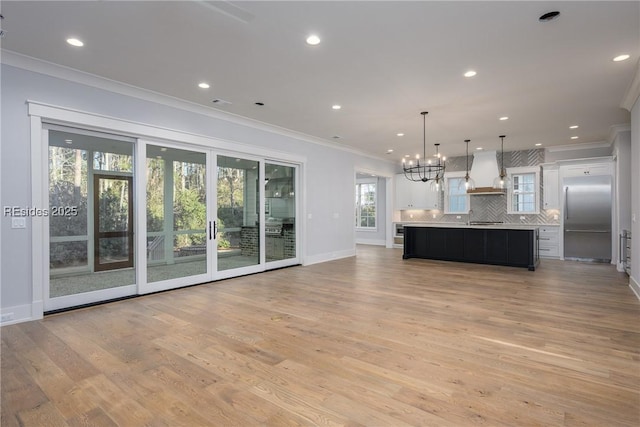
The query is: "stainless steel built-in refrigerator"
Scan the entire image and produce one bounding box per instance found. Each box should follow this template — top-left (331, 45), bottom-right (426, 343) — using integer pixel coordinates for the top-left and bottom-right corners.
top-left (563, 175), bottom-right (612, 262)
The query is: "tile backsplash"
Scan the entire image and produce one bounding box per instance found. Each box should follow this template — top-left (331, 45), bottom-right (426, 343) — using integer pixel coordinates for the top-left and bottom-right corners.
top-left (399, 149), bottom-right (560, 225)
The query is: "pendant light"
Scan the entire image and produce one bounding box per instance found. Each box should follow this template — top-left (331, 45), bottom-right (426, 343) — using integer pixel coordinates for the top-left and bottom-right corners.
top-left (493, 135), bottom-right (511, 190)
top-left (402, 112), bottom-right (446, 184)
top-left (458, 139), bottom-right (476, 192)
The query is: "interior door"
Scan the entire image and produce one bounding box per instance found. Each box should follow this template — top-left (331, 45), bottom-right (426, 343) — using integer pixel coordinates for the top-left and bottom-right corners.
top-left (94, 174), bottom-right (134, 271)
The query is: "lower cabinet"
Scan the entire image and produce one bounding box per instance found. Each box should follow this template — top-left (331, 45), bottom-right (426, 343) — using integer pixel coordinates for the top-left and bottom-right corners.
top-left (404, 226), bottom-right (539, 270)
top-left (538, 226), bottom-right (560, 259)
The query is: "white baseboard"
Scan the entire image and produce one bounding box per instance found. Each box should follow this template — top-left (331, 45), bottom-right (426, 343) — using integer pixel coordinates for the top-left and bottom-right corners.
top-left (355, 238), bottom-right (386, 246)
top-left (303, 248), bottom-right (356, 266)
top-left (1, 301), bottom-right (43, 326)
top-left (630, 275), bottom-right (640, 301)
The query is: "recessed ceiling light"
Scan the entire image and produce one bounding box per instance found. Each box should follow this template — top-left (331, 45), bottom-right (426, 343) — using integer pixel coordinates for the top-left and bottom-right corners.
top-left (198, 82), bottom-right (210, 89)
top-left (464, 70), bottom-right (477, 78)
top-left (613, 54), bottom-right (630, 62)
top-left (499, 116), bottom-right (509, 121)
top-left (306, 35), bottom-right (321, 45)
top-left (476, 147), bottom-right (483, 150)
top-left (404, 154), bottom-right (411, 158)
top-left (332, 105), bottom-right (341, 110)
top-left (569, 125), bottom-right (579, 129)
top-left (571, 136), bottom-right (579, 140)
top-left (535, 143), bottom-right (542, 146)
top-left (386, 149), bottom-right (394, 154)
top-left (396, 133), bottom-right (404, 137)
top-left (66, 38), bottom-right (84, 47)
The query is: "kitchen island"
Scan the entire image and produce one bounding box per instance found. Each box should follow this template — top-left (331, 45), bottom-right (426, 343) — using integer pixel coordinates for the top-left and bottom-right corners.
top-left (403, 224), bottom-right (539, 270)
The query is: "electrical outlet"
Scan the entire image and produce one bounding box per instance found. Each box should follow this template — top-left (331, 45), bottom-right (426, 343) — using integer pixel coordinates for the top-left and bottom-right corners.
top-left (1, 313), bottom-right (14, 322)
top-left (456, 216), bottom-right (461, 219)
top-left (520, 216), bottom-right (526, 220)
top-left (553, 214), bottom-right (559, 220)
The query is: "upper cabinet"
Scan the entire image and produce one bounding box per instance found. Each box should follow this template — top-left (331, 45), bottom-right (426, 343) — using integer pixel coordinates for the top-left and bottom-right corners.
top-left (395, 174), bottom-right (440, 210)
top-left (542, 166), bottom-right (559, 210)
top-left (561, 162), bottom-right (611, 178)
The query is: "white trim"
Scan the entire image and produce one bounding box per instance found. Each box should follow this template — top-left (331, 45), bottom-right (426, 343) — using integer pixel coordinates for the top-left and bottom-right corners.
top-left (355, 238), bottom-right (386, 246)
top-left (31, 116), bottom-right (46, 317)
top-left (29, 101), bottom-right (307, 165)
top-left (4, 50), bottom-right (393, 163)
top-left (1, 304), bottom-right (38, 326)
top-left (630, 275), bottom-right (640, 301)
top-left (135, 138), bottom-right (147, 295)
top-left (545, 141), bottom-right (611, 153)
top-left (506, 166), bottom-right (541, 215)
top-left (444, 171), bottom-right (469, 214)
top-left (303, 248), bottom-right (356, 266)
top-left (621, 62), bottom-right (640, 112)
top-left (45, 285), bottom-right (137, 312)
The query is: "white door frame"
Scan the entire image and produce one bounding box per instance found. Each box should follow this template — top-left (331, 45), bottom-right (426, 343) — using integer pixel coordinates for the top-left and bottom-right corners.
top-left (29, 101), bottom-right (306, 317)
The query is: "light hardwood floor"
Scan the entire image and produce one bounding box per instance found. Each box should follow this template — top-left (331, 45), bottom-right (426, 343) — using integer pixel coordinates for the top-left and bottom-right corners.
top-left (2, 246), bottom-right (639, 426)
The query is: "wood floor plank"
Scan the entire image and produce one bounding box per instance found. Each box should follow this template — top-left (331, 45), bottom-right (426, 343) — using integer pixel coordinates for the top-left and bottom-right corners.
top-left (1, 246), bottom-right (638, 426)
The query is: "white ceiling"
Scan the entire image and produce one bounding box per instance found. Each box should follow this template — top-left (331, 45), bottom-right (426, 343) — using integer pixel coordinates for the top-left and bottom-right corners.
top-left (1, 1), bottom-right (638, 159)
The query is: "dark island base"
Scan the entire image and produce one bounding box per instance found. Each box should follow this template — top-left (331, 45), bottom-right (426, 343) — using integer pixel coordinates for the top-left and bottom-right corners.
top-left (403, 226), bottom-right (539, 271)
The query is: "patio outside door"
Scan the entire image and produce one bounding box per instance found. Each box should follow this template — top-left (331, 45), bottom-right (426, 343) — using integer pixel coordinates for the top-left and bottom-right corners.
top-left (94, 175), bottom-right (133, 271)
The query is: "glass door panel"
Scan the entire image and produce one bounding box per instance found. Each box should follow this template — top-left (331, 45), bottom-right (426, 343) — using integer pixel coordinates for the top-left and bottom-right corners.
top-left (48, 129), bottom-right (135, 303)
top-left (94, 175), bottom-right (133, 271)
top-left (265, 163), bottom-right (297, 262)
top-left (217, 155), bottom-right (260, 271)
top-left (146, 145), bottom-right (208, 283)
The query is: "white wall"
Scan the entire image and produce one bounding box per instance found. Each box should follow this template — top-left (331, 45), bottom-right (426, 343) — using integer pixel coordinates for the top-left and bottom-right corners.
top-left (630, 99), bottom-right (640, 298)
top-left (0, 62), bottom-right (396, 321)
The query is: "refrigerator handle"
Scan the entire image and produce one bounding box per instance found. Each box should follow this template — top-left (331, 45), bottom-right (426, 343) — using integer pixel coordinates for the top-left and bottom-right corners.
top-left (564, 187), bottom-right (569, 220)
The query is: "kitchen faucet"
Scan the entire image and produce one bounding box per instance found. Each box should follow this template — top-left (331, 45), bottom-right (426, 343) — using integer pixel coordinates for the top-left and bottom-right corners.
top-left (467, 209), bottom-right (473, 225)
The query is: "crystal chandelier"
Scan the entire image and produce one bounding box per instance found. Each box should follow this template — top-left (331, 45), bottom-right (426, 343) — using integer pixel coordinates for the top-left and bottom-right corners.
top-left (402, 112), bottom-right (446, 184)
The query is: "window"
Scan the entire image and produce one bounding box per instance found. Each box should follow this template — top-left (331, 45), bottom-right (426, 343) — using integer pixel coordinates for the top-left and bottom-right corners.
top-left (355, 180), bottom-right (376, 229)
top-left (444, 172), bottom-right (469, 214)
top-left (507, 167), bottom-right (540, 214)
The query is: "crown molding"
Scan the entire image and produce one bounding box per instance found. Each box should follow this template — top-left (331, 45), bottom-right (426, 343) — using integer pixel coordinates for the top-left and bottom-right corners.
top-left (607, 123), bottom-right (631, 143)
top-left (1, 49), bottom-right (394, 164)
top-left (621, 61), bottom-right (640, 112)
top-left (545, 140), bottom-right (611, 153)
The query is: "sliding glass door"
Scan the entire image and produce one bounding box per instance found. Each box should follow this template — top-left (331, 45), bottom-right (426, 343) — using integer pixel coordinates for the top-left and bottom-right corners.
top-left (145, 145), bottom-right (209, 289)
top-left (46, 128), bottom-right (136, 310)
top-left (216, 155), bottom-right (261, 275)
top-left (265, 162), bottom-right (297, 265)
top-left (45, 127), bottom-right (300, 310)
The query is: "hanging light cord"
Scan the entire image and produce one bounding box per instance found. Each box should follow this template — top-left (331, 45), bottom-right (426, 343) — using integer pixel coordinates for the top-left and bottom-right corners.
top-left (499, 135), bottom-right (506, 178)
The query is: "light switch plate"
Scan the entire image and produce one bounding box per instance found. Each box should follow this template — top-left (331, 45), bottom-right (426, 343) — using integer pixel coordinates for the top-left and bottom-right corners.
top-left (11, 217), bottom-right (26, 229)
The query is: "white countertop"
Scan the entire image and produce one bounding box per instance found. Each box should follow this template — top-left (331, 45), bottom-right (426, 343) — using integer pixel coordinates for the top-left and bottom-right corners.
top-left (397, 222), bottom-right (544, 230)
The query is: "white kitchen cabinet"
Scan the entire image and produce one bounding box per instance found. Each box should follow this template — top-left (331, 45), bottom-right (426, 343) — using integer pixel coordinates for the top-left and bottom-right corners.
top-left (538, 226), bottom-right (560, 259)
top-left (395, 174), bottom-right (440, 210)
top-left (542, 167), bottom-right (559, 210)
top-left (562, 162), bottom-right (611, 178)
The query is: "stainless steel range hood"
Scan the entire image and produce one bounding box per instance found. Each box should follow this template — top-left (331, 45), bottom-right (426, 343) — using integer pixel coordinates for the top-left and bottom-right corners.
top-left (467, 150), bottom-right (504, 194)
